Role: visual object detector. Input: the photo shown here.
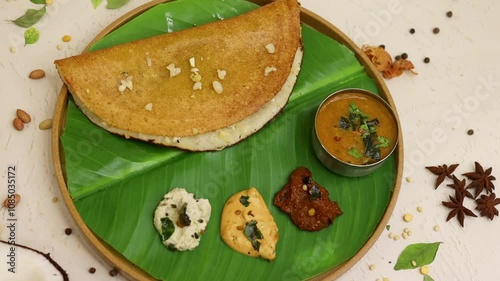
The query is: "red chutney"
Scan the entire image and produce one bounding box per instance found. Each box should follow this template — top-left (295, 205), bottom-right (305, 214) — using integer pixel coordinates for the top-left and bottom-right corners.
top-left (315, 92), bottom-right (397, 165)
top-left (273, 167), bottom-right (343, 231)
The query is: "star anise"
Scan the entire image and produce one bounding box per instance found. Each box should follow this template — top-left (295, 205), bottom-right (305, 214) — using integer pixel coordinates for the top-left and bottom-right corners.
top-left (475, 193), bottom-right (500, 220)
top-left (442, 190), bottom-right (477, 227)
top-left (425, 164), bottom-right (459, 189)
top-left (463, 162), bottom-right (496, 198)
top-left (447, 175), bottom-right (474, 199)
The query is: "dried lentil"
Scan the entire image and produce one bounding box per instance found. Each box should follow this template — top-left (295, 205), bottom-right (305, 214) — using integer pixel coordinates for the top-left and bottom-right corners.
top-left (62, 35), bottom-right (72, 42)
top-left (420, 265), bottom-right (430, 275)
top-left (403, 213), bottom-right (413, 222)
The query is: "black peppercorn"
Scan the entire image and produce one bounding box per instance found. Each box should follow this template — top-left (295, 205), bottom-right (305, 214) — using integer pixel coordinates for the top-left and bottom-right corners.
top-left (89, 267), bottom-right (96, 274)
top-left (424, 57), bottom-right (430, 63)
top-left (401, 53), bottom-right (408, 60)
top-left (109, 268), bottom-right (119, 277)
top-left (467, 129), bottom-right (474, 135)
top-left (446, 11), bottom-right (453, 18)
top-left (64, 228), bottom-right (72, 235)
top-left (409, 28), bottom-right (415, 34)
top-left (433, 27), bottom-right (440, 34)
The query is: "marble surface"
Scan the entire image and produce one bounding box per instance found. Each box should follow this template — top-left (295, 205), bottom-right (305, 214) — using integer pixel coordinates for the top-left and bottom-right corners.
top-left (1, 0), bottom-right (499, 280)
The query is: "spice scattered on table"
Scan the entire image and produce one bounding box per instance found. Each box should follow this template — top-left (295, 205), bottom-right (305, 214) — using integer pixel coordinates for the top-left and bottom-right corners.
top-left (362, 45), bottom-right (417, 79)
top-left (64, 228), bottom-right (72, 235)
top-left (475, 193), bottom-right (500, 220)
top-left (426, 162), bottom-right (498, 226)
top-left (433, 27), bottom-right (440, 34)
top-left (425, 164), bottom-right (459, 189)
top-left (467, 129), bottom-right (474, 135)
top-left (89, 267), bottom-right (96, 274)
top-left (446, 11), bottom-right (453, 18)
top-left (109, 268), bottom-right (119, 277)
top-left (409, 28), bottom-right (415, 34)
top-left (423, 57), bottom-right (430, 63)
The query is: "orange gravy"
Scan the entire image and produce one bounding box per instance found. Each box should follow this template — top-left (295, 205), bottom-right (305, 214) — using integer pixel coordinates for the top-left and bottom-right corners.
top-left (315, 92), bottom-right (397, 165)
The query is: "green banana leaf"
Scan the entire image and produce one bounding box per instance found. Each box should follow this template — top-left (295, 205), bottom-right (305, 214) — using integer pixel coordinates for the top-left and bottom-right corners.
top-left (60, 0), bottom-right (398, 280)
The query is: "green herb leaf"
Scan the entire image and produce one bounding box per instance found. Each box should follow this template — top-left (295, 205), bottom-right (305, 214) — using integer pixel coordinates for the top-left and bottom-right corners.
top-left (339, 116), bottom-right (351, 130)
top-left (11, 6), bottom-right (46, 28)
top-left (394, 242), bottom-right (442, 270)
top-left (348, 147), bottom-right (362, 159)
top-left (377, 136), bottom-right (391, 148)
top-left (24, 26), bottom-right (40, 45)
top-left (106, 0), bottom-right (129, 9)
top-left (244, 220), bottom-right (263, 251)
top-left (423, 275), bottom-right (435, 281)
top-left (178, 203), bottom-right (191, 227)
top-left (30, 0), bottom-right (47, 4)
top-left (309, 185), bottom-right (321, 200)
top-left (92, 0), bottom-right (104, 8)
top-left (160, 217), bottom-right (175, 241)
top-left (239, 195), bottom-right (250, 207)
top-left (386, 225), bottom-right (390, 231)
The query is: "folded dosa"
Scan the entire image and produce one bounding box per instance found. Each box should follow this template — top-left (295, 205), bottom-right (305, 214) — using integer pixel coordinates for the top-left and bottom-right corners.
top-left (55, 0), bottom-right (303, 151)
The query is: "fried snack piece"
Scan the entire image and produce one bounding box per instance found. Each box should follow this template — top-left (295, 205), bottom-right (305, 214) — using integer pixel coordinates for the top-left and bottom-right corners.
top-left (274, 167), bottom-right (343, 231)
top-left (220, 187), bottom-right (279, 261)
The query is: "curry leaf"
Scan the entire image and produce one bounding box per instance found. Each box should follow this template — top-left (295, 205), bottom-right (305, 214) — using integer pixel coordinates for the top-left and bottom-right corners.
top-left (24, 27), bottom-right (40, 45)
top-left (394, 242), bottom-right (442, 270)
top-left (239, 195), bottom-right (250, 207)
top-left (106, 0), bottom-right (129, 9)
top-left (30, 0), bottom-right (46, 4)
top-left (160, 217), bottom-right (175, 241)
top-left (423, 275), bottom-right (435, 281)
top-left (92, 0), bottom-right (104, 8)
top-left (11, 6), bottom-right (46, 28)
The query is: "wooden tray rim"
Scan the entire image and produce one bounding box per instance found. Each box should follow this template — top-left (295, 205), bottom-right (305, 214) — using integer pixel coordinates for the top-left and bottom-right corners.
top-left (51, 1), bottom-right (404, 280)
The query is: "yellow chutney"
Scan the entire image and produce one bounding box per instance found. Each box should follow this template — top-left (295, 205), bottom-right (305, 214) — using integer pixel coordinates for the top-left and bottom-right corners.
top-left (315, 92), bottom-right (397, 165)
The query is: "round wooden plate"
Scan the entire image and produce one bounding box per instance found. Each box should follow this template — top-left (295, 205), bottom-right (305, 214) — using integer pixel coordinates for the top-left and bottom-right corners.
top-left (52, 1), bottom-right (403, 280)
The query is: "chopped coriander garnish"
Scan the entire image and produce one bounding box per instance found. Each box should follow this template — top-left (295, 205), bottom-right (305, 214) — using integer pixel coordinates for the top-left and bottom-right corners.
top-left (348, 148), bottom-right (362, 159)
top-left (377, 136), bottom-right (391, 148)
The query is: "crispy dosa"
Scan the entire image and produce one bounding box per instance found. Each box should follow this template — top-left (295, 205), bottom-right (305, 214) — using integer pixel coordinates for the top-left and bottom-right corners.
top-left (55, 0), bottom-right (303, 151)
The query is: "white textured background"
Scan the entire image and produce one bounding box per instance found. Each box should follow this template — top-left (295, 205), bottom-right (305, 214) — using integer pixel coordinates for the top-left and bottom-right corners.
top-left (1, 0), bottom-right (499, 280)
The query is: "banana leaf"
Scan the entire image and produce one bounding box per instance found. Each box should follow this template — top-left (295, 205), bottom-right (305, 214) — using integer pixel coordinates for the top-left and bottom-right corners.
top-left (60, 0), bottom-right (398, 280)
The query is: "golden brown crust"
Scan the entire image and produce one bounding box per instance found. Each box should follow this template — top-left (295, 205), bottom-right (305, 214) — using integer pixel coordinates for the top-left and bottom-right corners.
top-left (55, 0), bottom-right (301, 138)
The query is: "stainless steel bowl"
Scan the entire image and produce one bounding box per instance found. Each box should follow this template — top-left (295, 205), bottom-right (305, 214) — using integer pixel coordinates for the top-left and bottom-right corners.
top-left (312, 88), bottom-right (399, 177)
